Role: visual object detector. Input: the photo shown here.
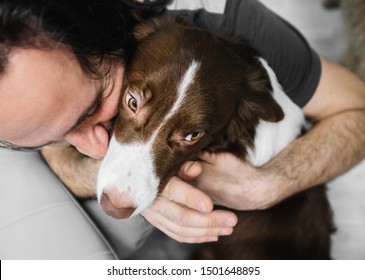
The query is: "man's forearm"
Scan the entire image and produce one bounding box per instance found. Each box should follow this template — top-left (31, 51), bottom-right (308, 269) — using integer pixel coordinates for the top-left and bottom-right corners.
top-left (263, 109), bottom-right (365, 203)
top-left (41, 146), bottom-right (100, 198)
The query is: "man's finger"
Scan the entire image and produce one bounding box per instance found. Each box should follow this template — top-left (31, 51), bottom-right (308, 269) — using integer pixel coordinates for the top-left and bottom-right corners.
top-left (163, 176), bottom-right (213, 213)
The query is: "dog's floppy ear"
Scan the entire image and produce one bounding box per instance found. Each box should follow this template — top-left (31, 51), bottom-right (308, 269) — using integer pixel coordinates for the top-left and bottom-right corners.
top-left (134, 16), bottom-right (194, 41)
top-left (226, 79), bottom-right (284, 143)
top-left (220, 37), bottom-right (285, 143)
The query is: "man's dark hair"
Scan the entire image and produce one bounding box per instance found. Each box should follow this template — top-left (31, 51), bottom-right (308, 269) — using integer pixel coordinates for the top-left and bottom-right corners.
top-left (0, 0), bottom-right (170, 78)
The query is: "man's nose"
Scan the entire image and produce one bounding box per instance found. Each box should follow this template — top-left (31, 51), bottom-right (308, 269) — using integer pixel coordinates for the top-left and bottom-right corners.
top-left (65, 123), bottom-right (110, 159)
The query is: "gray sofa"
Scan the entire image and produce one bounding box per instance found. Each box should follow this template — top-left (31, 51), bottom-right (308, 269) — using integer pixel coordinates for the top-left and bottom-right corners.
top-left (0, 149), bottom-right (155, 259)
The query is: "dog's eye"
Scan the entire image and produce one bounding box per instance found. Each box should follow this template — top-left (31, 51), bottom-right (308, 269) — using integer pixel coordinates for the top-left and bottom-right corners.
top-left (126, 93), bottom-right (138, 112)
top-left (184, 131), bottom-right (204, 142)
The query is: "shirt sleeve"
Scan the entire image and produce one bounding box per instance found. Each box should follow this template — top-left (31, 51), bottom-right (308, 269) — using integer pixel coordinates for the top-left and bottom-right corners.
top-left (166, 0), bottom-right (321, 108)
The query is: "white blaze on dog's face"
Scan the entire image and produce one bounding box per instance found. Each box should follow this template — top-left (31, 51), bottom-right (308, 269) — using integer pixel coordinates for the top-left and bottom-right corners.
top-left (96, 17), bottom-right (304, 219)
top-left (97, 60), bottom-right (201, 218)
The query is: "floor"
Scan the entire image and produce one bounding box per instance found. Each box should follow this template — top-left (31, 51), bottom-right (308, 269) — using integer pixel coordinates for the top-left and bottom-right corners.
top-left (260, 0), bottom-right (347, 62)
top-left (260, 0), bottom-right (365, 259)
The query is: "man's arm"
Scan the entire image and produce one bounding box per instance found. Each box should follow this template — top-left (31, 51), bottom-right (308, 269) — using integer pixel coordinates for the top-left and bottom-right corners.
top-left (41, 145), bottom-right (100, 198)
top-left (265, 57), bottom-right (365, 203)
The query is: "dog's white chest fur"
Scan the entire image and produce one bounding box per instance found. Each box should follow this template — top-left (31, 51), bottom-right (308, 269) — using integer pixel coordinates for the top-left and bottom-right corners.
top-left (247, 58), bottom-right (305, 166)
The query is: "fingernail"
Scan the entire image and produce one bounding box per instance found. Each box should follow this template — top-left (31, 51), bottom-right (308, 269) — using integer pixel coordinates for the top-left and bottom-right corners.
top-left (225, 218), bottom-right (237, 227)
top-left (220, 228), bottom-right (233, 235)
top-left (206, 237), bottom-right (218, 242)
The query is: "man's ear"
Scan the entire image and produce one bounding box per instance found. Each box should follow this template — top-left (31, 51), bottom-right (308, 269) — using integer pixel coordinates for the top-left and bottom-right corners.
top-left (226, 87), bottom-right (284, 143)
top-left (133, 16), bottom-right (194, 41)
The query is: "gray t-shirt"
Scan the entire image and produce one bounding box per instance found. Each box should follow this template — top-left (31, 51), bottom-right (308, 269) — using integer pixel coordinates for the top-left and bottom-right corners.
top-left (166, 0), bottom-right (321, 108)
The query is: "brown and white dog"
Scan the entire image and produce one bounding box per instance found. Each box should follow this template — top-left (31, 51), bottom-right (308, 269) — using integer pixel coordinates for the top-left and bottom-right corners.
top-left (97, 17), bottom-right (333, 259)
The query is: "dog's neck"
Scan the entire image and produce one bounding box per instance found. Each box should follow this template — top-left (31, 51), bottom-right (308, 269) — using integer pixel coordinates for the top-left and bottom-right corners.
top-left (246, 58), bottom-right (305, 166)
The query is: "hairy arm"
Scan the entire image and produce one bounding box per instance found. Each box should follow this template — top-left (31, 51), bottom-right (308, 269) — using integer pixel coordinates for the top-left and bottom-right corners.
top-left (261, 111), bottom-right (365, 207)
top-left (41, 145), bottom-right (100, 198)
top-left (278, 57), bottom-right (365, 195)
top-left (190, 57), bottom-right (365, 210)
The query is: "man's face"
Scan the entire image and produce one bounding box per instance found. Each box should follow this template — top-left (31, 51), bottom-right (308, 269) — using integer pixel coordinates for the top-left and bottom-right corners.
top-left (0, 48), bottom-right (125, 159)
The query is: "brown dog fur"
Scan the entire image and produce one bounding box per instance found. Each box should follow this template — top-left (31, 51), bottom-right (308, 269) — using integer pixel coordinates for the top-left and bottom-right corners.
top-left (103, 17), bottom-right (334, 259)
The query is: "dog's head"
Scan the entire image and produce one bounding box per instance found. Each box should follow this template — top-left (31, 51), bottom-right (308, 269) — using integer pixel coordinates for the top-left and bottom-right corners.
top-left (96, 17), bottom-right (286, 219)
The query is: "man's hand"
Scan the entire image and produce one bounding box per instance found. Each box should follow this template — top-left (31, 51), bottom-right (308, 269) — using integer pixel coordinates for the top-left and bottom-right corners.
top-left (142, 174), bottom-right (238, 243)
top-left (179, 153), bottom-right (280, 211)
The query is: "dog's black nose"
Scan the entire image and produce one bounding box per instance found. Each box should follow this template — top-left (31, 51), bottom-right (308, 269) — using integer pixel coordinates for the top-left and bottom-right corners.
top-left (100, 188), bottom-right (136, 219)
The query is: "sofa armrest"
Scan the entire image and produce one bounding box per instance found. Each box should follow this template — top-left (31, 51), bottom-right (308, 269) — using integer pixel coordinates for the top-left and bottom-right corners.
top-left (0, 149), bottom-right (116, 259)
